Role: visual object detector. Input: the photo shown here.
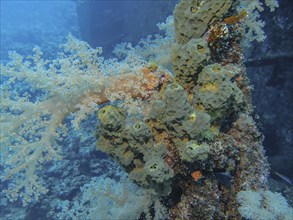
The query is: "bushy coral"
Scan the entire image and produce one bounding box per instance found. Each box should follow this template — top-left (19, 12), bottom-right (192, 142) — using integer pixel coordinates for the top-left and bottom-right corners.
top-left (2, 1), bottom-right (291, 219)
top-left (0, 34), bottom-right (156, 205)
top-left (53, 172), bottom-right (151, 220)
top-left (237, 0), bottom-right (279, 45)
top-left (114, 15), bottom-right (175, 69)
top-left (237, 190), bottom-right (293, 220)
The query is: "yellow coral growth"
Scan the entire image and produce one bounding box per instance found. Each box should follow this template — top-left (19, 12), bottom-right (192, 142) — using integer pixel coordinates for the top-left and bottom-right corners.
top-left (200, 82), bottom-right (219, 93)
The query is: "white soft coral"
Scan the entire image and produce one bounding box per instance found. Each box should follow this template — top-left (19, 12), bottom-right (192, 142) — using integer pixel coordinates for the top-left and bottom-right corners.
top-left (0, 35), bottom-right (155, 205)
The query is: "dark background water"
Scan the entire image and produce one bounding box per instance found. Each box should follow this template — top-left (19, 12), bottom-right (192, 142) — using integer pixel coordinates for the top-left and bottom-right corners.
top-left (245, 0), bottom-right (293, 179)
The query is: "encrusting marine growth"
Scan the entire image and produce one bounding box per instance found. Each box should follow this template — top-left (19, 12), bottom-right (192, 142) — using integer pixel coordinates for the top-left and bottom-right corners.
top-left (1, 0), bottom-right (292, 218)
top-left (96, 0), bottom-right (292, 218)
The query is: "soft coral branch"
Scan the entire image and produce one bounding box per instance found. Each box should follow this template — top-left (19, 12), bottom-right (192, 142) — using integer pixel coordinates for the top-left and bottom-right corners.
top-left (1, 35), bottom-right (170, 205)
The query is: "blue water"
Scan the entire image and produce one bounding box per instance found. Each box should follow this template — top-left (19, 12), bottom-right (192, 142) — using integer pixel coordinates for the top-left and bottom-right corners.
top-left (0, 1), bottom-right (78, 62)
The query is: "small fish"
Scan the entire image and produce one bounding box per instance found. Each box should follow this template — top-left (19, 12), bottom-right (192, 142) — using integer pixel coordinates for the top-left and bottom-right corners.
top-left (275, 172), bottom-right (293, 185)
top-left (215, 171), bottom-right (233, 188)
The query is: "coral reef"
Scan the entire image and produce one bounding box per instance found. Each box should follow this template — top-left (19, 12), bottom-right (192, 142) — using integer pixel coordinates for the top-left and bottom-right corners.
top-left (95, 0), bottom-right (291, 218)
top-left (171, 38), bottom-right (210, 87)
top-left (1, 0), bottom-right (292, 219)
top-left (237, 190), bottom-right (293, 220)
top-left (0, 35), bottom-right (166, 205)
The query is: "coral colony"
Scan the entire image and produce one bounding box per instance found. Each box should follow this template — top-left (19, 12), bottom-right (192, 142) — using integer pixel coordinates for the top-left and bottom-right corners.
top-left (1, 0), bottom-right (292, 219)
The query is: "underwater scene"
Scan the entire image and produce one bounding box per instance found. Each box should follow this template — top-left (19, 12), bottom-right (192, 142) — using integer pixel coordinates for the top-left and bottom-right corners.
top-left (0, 0), bottom-right (293, 219)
